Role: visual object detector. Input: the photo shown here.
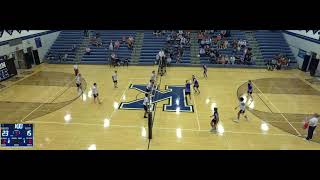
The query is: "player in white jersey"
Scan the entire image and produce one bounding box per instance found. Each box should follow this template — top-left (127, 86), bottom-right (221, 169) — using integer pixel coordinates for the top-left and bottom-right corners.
top-left (150, 70), bottom-right (156, 82)
top-left (75, 73), bottom-right (83, 93)
top-left (143, 93), bottom-right (150, 118)
top-left (146, 80), bottom-right (155, 93)
top-left (73, 64), bottom-right (79, 76)
top-left (112, 71), bottom-right (118, 88)
top-left (203, 64), bottom-right (208, 78)
top-left (234, 97), bottom-right (248, 122)
top-left (92, 83), bottom-right (101, 104)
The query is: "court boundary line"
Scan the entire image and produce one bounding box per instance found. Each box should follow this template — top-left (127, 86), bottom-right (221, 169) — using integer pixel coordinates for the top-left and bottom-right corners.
top-left (192, 93), bottom-right (201, 130)
top-left (27, 120), bottom-right (298, 137)
top-left (109, 81), bottom-right (132, 120)
top-left (252, 82), bottom-right (302, 136)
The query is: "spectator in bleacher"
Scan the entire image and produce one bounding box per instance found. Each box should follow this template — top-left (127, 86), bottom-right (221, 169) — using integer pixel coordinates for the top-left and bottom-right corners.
top-left (96, 38), bottom-right (102, 47)
top-left (198, 32), bottom-right (204, 43)
top-left (111, 52), bottom-right (120, 66)
top-left (221, 30), bottom-right (226, 37)
top-left (178, 45), bottom-right (184, 57)
top-left (217, 55), bottom-right (223, 64)
top-left (230, 55), bottom-right (235, 65)
top-left (204, 45), bottom-right (211, 56)
top-left (114, 40), bottom-right (120, 49)
top-left (199, 47), bottom-right (205, 56)
top-left (122, 36), bottom-right (126, 44)
top-left (109, 41), bottom-right (114, 51)
top-left (176, 53), bottom-right (181, 64)
top-left (217, 39), bottom-right (222, 49)
top-left (71, 44), bottom-right (77, 52)
top-left (223, 39), bottom-right (229, 49)
top-left (127, 36), bottom-right (134, 49)
top-left (158, 49), bottom-right (165, 62)
top-left (225, 55), bottom-right (229, 64)
top-left (217, 34), bottom-right (222, 41)
top-left (180, 36), bottom-right (186, 45)
top-left (95, 32), bottom-right (100, 38)
top-left (237, 44), bottom-right (241, 52)
top-left (90, 36), bottom-right (96, 45)
top-left (85, 47), bottom-right (91, 55)
top-left (83, 30), bottom-right (89, 37)
top-left (62, 53), bottom-right (68, 61)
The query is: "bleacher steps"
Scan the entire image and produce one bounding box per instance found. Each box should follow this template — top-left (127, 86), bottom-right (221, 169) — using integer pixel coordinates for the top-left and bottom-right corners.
top-left (130, 31), bottom-right (144, 64)
top-left (190, 32), bottom-right (200, 64)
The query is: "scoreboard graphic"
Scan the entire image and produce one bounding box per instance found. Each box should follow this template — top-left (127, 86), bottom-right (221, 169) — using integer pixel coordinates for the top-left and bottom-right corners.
top-left (0, 60), bottom-right (10, 81)
top-left (1, 124), bottom-right (34, 147)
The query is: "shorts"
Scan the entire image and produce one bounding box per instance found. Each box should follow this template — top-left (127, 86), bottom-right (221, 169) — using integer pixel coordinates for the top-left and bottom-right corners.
top-left (239, 109), bottom-right (245, 114)
top-left (211, 119), bottom-right (217, 125)
top-left (247, 90), bottom-right (252, 94)
top-left (146, 88), bottom-right (151, 92)
top-left (193, 85), bottom-right (199, 88)
top-left (185, 91), bottom-right (191, 95)
top-left (93, 93), bottom-right (99, 98)
top-left (144, 105), bottom-right (148, 111)
top-left (113, 80), bottom-right (118, 83)
top-left (76, 83), bottom-right (81, 87)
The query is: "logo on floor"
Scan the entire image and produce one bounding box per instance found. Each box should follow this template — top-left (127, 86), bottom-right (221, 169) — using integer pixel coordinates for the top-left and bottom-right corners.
top-left (119, 84), bottom-right (193, 112)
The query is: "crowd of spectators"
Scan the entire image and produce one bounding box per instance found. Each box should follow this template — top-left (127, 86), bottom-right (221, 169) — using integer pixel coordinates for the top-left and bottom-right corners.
top-left (198, 30), bottom-right (254, 65)
top-left (155, 30), bottom-right (191, 65)
top-left (266, 53), bottom-right (290, 70)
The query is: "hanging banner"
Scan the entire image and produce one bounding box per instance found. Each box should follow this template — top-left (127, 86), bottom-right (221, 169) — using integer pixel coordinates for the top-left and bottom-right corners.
top-left (5, 30), bottom-right (14, 35)
top-left (35, 37), bottom-right (42, 48)
top-left (287, 30), bottom-right (320, 41)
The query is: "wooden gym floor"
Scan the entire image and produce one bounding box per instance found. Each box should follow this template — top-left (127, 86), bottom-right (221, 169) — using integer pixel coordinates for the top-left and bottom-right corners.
top-left (0, 63), bottom-right (320, 150)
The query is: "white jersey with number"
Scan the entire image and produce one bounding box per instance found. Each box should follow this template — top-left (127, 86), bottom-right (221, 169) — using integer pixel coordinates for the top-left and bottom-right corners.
top-left (92, 86), bottom-right (98, 95)
top-left (143, 97), bottom-right (149, 106)
top-left (150, 73), bottom-right (156, 81)
top-left (112, 74), bottom-right (117, 81)
top-left (240, 102), bottom-right (246, 111)
top-left (76, 76), bottom-right (81, 84)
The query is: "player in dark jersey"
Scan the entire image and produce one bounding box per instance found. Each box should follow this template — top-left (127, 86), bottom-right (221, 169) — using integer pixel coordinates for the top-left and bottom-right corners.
top-left (210, 107), bottom-right (219, 132)
top-left (203, 64), bottom-right (208, 78)
top-left (247, 80), bottom-right (253, 99)
top-left (185, 80), bottom-right (191, 101)
top-left (192, 75), bottom-right (200, 94)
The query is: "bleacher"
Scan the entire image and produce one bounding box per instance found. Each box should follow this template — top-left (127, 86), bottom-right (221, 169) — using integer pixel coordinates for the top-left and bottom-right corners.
top-left (255, 30), bottom-right (297, 66)
top-left (199, 30), bottom-right (247, 64)
top-left (81, 30), bottom-right (136, 64)
top-left (46, 30), bottom-right (297, 68)
top-left (46, 30), bottom-right (84, 62)
top-left (140, 31), bottom-right (191, 65)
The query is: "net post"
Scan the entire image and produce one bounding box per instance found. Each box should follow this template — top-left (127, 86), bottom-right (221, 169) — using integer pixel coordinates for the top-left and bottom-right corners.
top-left (148, 111), bottom-right (152, 139)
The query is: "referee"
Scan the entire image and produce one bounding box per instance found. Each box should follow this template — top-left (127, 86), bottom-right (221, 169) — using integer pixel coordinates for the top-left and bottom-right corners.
top-left (306, 113), bottom-right (319, 141)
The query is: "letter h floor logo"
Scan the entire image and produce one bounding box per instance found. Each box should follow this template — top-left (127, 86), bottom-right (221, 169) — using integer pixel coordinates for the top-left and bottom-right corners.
top-left (119, 84), bottom-right (194, 112)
